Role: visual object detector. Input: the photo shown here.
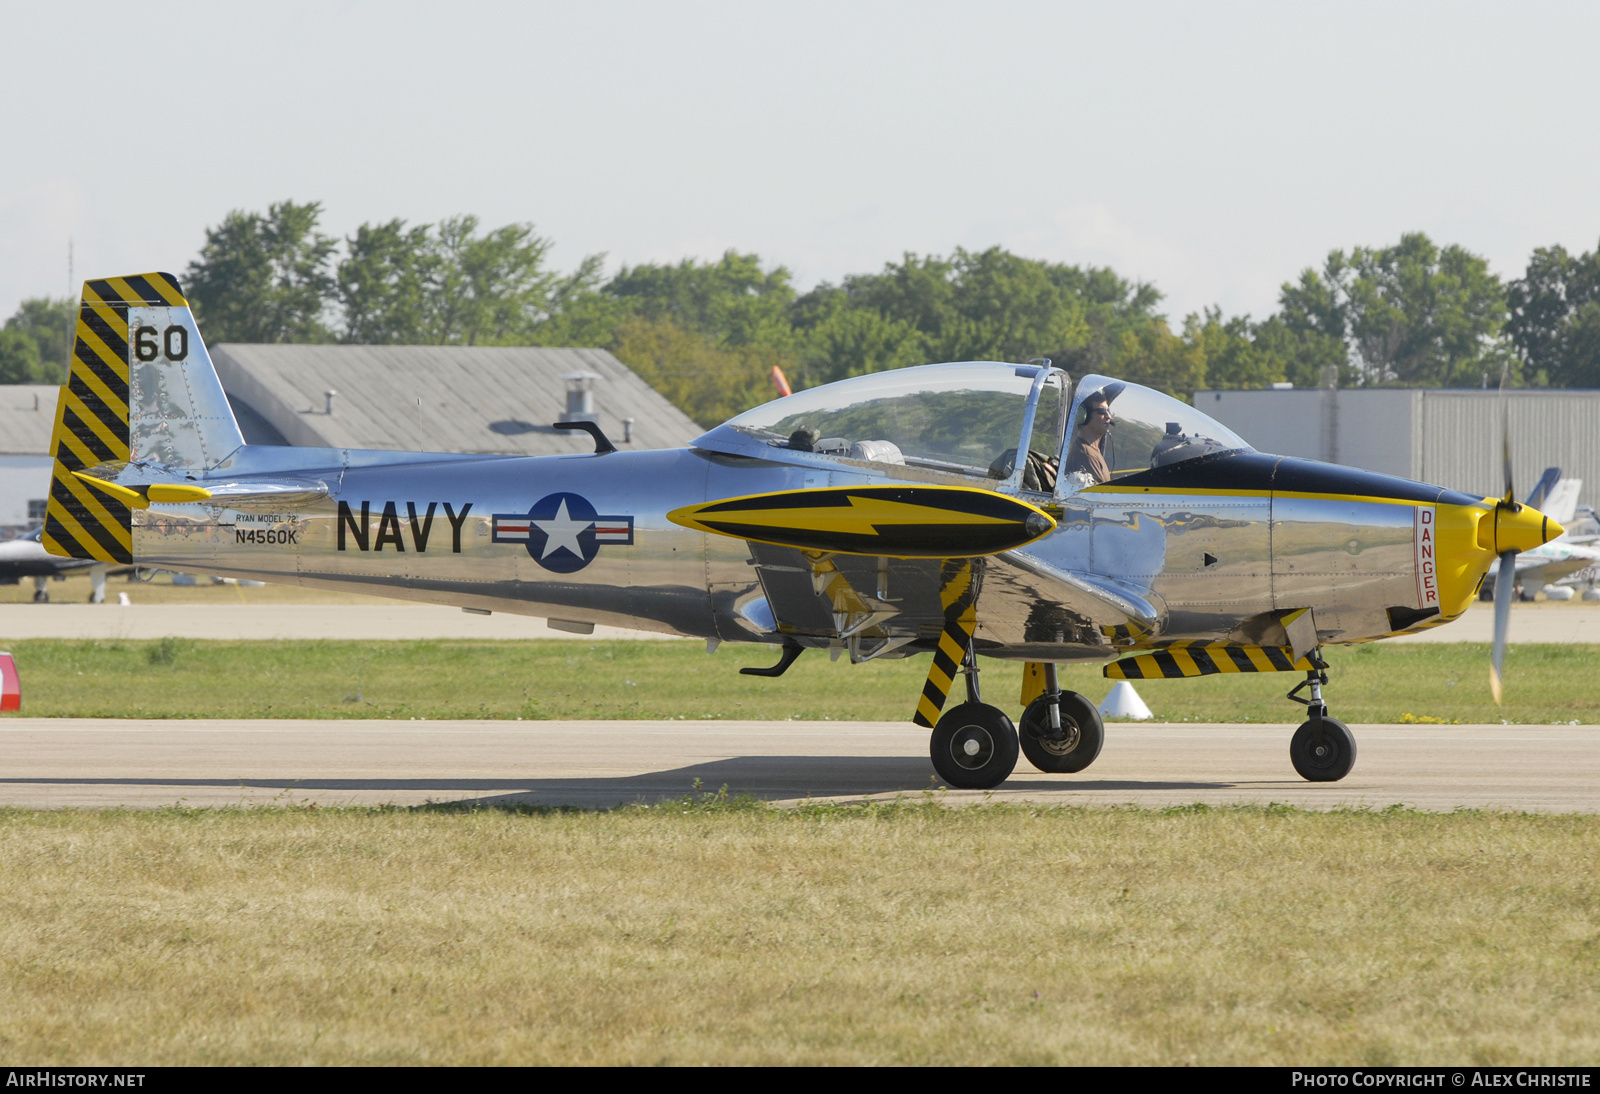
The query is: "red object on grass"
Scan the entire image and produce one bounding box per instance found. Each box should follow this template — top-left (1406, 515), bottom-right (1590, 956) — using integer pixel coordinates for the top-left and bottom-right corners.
top-left (0, 652), bottom-right (18, 711)
top-left (770, 365), bottom-right (792, 398)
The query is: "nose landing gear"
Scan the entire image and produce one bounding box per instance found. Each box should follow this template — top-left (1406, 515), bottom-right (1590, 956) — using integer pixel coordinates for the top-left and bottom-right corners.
top-left (1286, 656), bottom-right (1356, 782)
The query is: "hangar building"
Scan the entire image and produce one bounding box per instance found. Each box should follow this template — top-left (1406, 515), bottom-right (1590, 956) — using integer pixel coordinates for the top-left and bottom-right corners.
top-left (0, 345), bottom-right (700, 537)
top-left (1196, 386), bottom-right (1600, 505)
top-left (0, 384), bottom-right (57, 534)
top-left (209, 344), bottom-right (699, 452)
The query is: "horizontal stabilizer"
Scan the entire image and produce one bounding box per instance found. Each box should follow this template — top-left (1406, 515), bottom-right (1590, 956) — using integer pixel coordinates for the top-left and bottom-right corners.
top-left (73, 473), bottom-right (212, 509)
top-left (669, 485), bottom-right (1055, 558)
top-left (72, 471), bottom-right (328, 512)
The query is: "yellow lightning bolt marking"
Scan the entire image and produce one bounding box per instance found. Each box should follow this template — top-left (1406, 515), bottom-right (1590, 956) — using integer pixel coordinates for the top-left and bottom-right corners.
top-left (681, 494), bottom-right (1024, 537)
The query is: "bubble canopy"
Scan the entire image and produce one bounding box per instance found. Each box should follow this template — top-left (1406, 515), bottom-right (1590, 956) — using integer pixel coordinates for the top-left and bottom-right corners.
top-left (694, 362), bottom-right (1251, 493)
top-left (707, 363), bottom-right (1063, 480)
top-left (1064, 373), bottom-right (1252, 487)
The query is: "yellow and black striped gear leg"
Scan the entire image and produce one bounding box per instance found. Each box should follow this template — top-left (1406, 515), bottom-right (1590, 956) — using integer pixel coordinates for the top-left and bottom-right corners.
top-left (913, 560), bottom-right (979, 727)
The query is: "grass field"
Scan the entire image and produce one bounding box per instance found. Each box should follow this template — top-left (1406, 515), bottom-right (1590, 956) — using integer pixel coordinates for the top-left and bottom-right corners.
top-left (0, 803), bottom-right (1595, 1066)
top-left (2, 637), bottom-right (1596, 723)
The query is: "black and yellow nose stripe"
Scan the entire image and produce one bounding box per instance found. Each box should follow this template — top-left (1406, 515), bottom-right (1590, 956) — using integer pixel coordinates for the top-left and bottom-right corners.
top-left (42, 272), bottom-right (187, 564)
top-left (1105, 641), bottom-right (1315, 680)
top-left (913, 560), bottom-right (979, 727)
top-left (670, 485), bottom-right (1054, 558)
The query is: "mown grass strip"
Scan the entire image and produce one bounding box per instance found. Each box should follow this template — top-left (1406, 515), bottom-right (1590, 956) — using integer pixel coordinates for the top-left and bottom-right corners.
top-left (0, 804), bottom-right (1596, 1065)
top-left (2, 638), bottom-right (1595, 723)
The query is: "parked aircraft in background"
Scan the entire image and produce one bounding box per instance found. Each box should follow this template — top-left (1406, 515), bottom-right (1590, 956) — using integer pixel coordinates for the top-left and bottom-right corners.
top-left (1477, 470), bottom-right (1599, 599)
top-left (0, 527), bottom-right (110, 601)
top-left (40, 273), bottom-right (1563, 787)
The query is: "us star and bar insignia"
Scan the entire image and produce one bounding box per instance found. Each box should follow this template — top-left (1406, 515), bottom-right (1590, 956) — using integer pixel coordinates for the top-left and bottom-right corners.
top-left (493, 492), bottom-right (634, 574)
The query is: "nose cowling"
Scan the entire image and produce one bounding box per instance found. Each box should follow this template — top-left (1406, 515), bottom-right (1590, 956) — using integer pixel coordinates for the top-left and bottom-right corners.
top-left (1487, 504), bottom-right (1564, 555)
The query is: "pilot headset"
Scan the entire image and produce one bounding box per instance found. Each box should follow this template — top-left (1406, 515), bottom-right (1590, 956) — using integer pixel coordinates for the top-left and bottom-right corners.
top-left (1077, 382), bottom-right (1125, 426)
top-left (1078, 396), bottom-right (1109, 427)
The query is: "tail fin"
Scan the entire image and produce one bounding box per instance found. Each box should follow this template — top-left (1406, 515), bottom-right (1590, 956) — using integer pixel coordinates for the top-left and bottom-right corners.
top-left (1525, 467), bottom-right (1561, 512)
top-left (43, 272), bottom-right (243, 563)
top-left (1542, 478), bottom-right (1582, 527)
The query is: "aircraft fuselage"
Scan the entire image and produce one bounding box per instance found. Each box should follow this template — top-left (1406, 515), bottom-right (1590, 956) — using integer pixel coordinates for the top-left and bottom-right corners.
top-left (130, 442), bottom-right (1503, 658)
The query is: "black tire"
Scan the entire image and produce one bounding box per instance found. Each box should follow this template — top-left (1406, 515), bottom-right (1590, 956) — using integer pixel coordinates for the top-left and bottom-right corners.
top-left (930, 702), bottom-right (1019, 789)
top-left (1289, 716), bottom-right (1357, 782)
top-left (1018, 691), bottom-right (1105, 773)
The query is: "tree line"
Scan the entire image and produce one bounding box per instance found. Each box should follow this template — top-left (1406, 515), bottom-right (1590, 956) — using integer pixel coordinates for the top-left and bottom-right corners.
top-left (4, 199), bottom-right (1598, 427)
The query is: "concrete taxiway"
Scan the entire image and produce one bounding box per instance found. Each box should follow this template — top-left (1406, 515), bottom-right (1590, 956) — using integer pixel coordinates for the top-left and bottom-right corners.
top-left (2, 719), bottom-right (1596, 812)
top-left (2, 600), bottom-right (1596, 642)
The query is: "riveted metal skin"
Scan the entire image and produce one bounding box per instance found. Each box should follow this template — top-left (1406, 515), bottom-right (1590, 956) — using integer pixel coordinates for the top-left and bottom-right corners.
top-left (47, 275), bottom-right (1564, 678)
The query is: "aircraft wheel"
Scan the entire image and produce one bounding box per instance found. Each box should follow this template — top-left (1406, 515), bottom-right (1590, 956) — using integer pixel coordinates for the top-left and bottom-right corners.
top-left (1018, 691), bottom-right (1104, 773)
top-left (930, 702), bottom-right (1019, 789)
top-left (1289, 716), bottom-right (1357, 782)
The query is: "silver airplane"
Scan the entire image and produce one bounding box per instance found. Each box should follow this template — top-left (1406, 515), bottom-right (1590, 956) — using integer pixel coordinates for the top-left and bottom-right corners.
top-left (42, 273), bottom-right (1563, 788)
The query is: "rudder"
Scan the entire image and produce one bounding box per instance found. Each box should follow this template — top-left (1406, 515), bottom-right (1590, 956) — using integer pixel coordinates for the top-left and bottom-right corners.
top-left (43, 273), bottom-right (244, 563)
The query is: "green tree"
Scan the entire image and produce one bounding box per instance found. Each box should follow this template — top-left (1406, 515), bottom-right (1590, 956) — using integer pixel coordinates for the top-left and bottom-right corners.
top-left (608, 316), bottom-right (795, 427)
top-left (788, 286), bottom-right (923, 385)
top-left (1042, 263), bottom-right (1164, 375)
top-left (1, 297), bottom-right (74, 383)
top-left (1275, 260), bottom-right (1363, 387)
top-left (1273, 234), bottom-right (1509, 387)
top-left (424, 216), bottom-right (559, 346)
top-left (1344, 234), bottom-right (1508, 385)
top-left (1182, 308), bottom-right (1288, 390)
top-left (820, 248), bottom-right (1096, 365)
top-left (607, 252), bottom-right (796, 348)
top-left (335, 215), bottom-right (588, 346)
top-left (1247, 315), bottom-right (1349, 388)
top-left (338, 218), bottom-right (433, 344)
top-left (185, 200), bottom-right (337, 342)
top-left (1505, 241), bottom-right (1600, 387)
top-left (0, 327), bottom-right (44, 384)
top-left (530, 255), bottom-right (631, 348)
top-left (1111, 318), bottom-right (1205, 395)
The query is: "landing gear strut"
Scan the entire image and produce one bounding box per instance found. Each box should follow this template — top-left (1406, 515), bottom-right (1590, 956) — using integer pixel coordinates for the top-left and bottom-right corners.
top-left (1017, 661), bottom-right (1104, 773)
top-left (1285, 655), bottom-right (1356, 782)
top-left (929, 643), bottom-right (1019, 789)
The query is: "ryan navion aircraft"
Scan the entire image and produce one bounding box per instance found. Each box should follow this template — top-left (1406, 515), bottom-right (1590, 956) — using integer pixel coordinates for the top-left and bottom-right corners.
top-left (42, 273), bottom-right (1562, 788)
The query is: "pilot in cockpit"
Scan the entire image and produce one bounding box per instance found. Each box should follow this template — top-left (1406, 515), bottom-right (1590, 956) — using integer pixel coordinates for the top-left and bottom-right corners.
top-left (1064, 383), bottom-right (1121, 485)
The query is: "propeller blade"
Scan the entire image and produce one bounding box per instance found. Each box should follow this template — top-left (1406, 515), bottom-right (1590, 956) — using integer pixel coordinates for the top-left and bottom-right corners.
top-left (1498, 363), bottom-right (1515, 506)
top-left (1489, 548), bottom-right (1517, 706)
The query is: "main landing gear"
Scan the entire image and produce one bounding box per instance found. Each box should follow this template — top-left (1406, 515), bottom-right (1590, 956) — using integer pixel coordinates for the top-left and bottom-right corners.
top-left (929, 645), bottom-right (1018, 789)
top-left (1017, 661), bottom-right (1103, 774)
top-left (1285, 656), bottom-right (1356, 782)
top-left (928, 652), bottom-right (1104, 789)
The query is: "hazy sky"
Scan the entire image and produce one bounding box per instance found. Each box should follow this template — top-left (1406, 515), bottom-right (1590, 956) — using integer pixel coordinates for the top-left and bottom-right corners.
top-left (4, 1), bottom-right (1598, 325)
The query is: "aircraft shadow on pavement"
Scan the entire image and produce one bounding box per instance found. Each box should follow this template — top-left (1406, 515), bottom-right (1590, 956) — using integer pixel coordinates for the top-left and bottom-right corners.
top-left (7, 755), bottom-right (1248, 807)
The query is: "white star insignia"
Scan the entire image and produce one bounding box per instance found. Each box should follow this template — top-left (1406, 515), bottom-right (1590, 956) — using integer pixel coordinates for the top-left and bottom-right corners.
top-left (533, 498), bottom-right (593, 560)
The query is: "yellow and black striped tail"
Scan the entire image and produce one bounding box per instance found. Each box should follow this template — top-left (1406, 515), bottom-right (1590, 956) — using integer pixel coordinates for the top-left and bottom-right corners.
top-left (1104, 641), bottom-right (1315, 680)
top-left (42, 273), bottom-right (187, 563)
top-left (913, 560), bottom-right (979, 727)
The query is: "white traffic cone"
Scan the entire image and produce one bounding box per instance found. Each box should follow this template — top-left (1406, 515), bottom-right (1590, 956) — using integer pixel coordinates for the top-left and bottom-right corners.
top-left (1099, 680), bottom-right (1152, 720)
